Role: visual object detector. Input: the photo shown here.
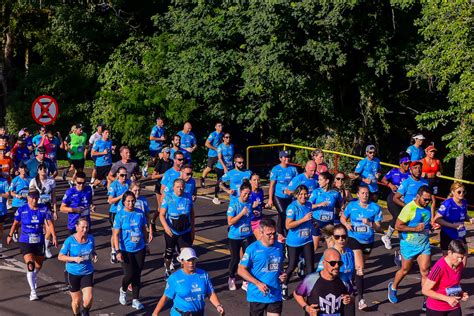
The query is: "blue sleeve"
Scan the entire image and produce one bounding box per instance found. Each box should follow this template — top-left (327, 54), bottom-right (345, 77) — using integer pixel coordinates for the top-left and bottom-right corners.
top-left (385, 169), bottom-right (394, 181)
top-left (205, 272), bottom-right (214, 296)
top-left (437, 200), bottom-right (449, 217)
top-left (374, 205), bottom-right (383, 222)
top-left (286, 204), bottom-right (296, 220)
top-left (287, 175), bottom-right (299, 192)
top-left (59, 237), bottom-right (71, 255)
top-left (163, 278), bottom-right (176, 299)
top-left (112, 213), bottom-right (122, 229)
top-left (316, 254), bottom-right (325, 273)
top-left (143, 200), bottom-right (150, 214)
top-left (355, 159), bottom-right (365, 173)
top-left (221, 171), bottom-right (230, 183)
top-left (227, 201), bottom-right (237, 217)
top-left (397, 180), bottom-right (408, 196)
top-left (62, 191), bottom-right (71, 206)
top-left (269, 166), bottom-right (277, 181)
top-left (191, 133), bottom-right (197, 146)
top-left (207, 132), bottom-right (214, 142)
top-left (161, 195), bottom-right (169, 211)
top-left (343, 205), bottom-right (351, 218)
top-left (108, 184), bottom-right (116, 197)
top-left (239, 247), bottom-right (252, 267)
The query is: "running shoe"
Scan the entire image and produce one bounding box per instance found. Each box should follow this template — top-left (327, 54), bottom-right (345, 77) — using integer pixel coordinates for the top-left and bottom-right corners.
top-left (68, 180), bottom-right (74, 188)
top-left (89, 178), bottom-right (95, 185)
top-left (29, 290), bottom-right (39, 301)
top-left (132, 299), bottom-right (144, 310)
top-left (110, 251), bottom-right (118, 264)
top-left (212, 197), bottom-right (221, 205)
top-left (394, 250), bottom-right (402, 267)
top-left (45, 247), bottom-right (53, 259)
top-left (228, 277), bottom-right (237, 291)
top-left (241, 281), bottom-right (248, 292)
top-left (119, 287), bottom-right (127, 305)
top-left (422, 299), bottom-right (426, 312)
top-left (282, 284), bottom-right (290, 300)
top-left (297, 257), bottom-right (305, 278)
top-left (387, 282), bottom-right (398, 304)
top-left (62, 170), bottom-right (67, 181)
top-left (358, 298), bottom-right (368, 310)
top-left (200, 178), bottom-right (206, 189)
top-left (80, 309), bottom-right (90, 316)
top-left (381, 235), bottom-right (392, 250)
top-left (141, 167), bottom-right (148, 178)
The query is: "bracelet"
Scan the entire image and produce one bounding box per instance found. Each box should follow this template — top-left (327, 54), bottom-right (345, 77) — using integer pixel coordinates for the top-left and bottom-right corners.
top-left (303, 304), bottom-right (308, 311)
top-left (8, 234), bottom-right (12, 238)
top-left (216, 304), bottom-right (223, 309)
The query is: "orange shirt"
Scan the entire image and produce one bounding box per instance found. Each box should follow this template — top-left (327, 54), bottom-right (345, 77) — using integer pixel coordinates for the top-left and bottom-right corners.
top-left (422, 157), bottom-right (440, 175)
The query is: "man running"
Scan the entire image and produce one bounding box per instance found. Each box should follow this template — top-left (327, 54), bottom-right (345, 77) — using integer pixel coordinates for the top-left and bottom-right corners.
top-left (91, 127), bottom-right (113, 188)
top-left (286, 160), bottom-right (319, 196)
top-left (177, 122), bottom-right (197, 164)
top-left (149, 117), bottom-right (166, 163)
top-left (88, 123), bottom-right (104, 186)
top-left (200, 121), bottom-right (223, 188)
top-left (107, 146), bottom-right (140, 186)
top-left (219, 154), bottom-right (252, 202)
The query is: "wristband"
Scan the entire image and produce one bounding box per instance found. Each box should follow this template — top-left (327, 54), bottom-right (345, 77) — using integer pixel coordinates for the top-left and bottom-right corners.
top-left (303, 304), bottom-right (308, 311)
top-left (8, 234), bottom-right (12, 238)
top-left (217, 304), bottom-right (223, 309)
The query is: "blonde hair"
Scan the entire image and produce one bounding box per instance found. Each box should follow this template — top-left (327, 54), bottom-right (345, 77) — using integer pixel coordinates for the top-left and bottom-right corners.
top-left (448, 182), bottom-right (465, 198)
top-left (129, 182), bottom-right (141, 191)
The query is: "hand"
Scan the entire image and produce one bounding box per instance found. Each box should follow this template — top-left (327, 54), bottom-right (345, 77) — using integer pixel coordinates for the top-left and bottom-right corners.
top-left (6, 235), bottom-right (12, 245)
top-left (414, 223), bottom-right (425, 232)
top-left (164, 227), bottom-right (173, 237)
top-left (362, 178), bottom-right (371, 185)
top-left (228, 189), bottom-right (235, 195)
top-left (362, 218), bottom-right (371, 225)
top-left (318, 201), bottom-right (330, 208)
top-left (445, 296), bottom-right (459, 307)
top-left (53, 211), bottom-right (58, 221)
top-left (345, 224), bottom-right (353, 231)
top-left (90, 204), bottom-right (96, 213)
top-left (305, 304), bottom-right (319, 316)
top-left (303, 212), bottom-right (313, 222)
top-left (279, 273), bottom-right (287, 283)
top-left (240, 207), bottom-right (249, 216)
top-left (461, 292), bottom-right (469, 302)
top-left (223, 167), bottom-right (228, 174)
top-left (252, 200), bottom-right (260, 208)
top-left (148, 232), bottom-right (154, 244)
top-left (389, 184), bottom-right (397, 192)
top-left (74, 256), bottom-right (84, 264)
top-left (256, 282), bottom-right (269, 295)
top-left (52, 236), bottom-right (58, 247)
top-left (216, 305), bottom-right (225, 315)
top-left (342, 294), bottom-right (352, 305)
top-left (92, 254), bottom-right (98, 263)
top-left (266, 199), bottom-right (273, 208)
top-left (456, 223), bottom-right (465, 230)
top-left (116, 252), bottom-right (123, 262)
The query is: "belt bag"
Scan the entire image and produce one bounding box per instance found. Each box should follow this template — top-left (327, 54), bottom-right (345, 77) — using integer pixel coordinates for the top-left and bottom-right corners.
top-left (175, 308), bottom-right (204, 316)
top-left (171, 214), bottom-right (190, 232)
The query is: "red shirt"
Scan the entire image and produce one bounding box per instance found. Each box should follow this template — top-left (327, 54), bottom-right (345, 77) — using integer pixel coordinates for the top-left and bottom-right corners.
top-left (426, 257), bottom-right (463, 311)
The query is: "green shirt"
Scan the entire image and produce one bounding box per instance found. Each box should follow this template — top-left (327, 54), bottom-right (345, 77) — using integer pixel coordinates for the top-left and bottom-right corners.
top-left (69, 132), bottom-right (88, 160)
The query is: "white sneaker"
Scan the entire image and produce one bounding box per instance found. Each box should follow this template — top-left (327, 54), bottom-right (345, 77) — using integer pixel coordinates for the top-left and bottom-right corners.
top-left (358, 298), bottom-right (368, 310)
top-left (29, 290), bottom-right (39, 301)
top-left (132, 299), bottom-right (144, 310)
top-left (241, 281), bottom-right (248, 292)
top-left (90, 178), bottom-right (95, 185)
top-left (212, 197), bottom-right (221, 205)
top-left (44, 247), bottom-right (53, 259)
top-left (119, 287), bottom-right (127, 305)
top-left (228, 277), bottom-right (237, 291)
top-left (381, 235), bottom-right (392, 250)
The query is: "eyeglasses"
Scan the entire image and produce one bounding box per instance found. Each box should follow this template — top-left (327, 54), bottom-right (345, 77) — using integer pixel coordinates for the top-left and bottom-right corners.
top-left (76, 181), bottom-right (85, 185)
top-left (118, 174), bottom-right (127, 177)
top-left (325, 260), bottom-right (343, 267)
top-left (223, 136), bottom-right (231, 139)
top-left (176, 158), bottom-right (184, 161)
top-left (335, 177), bottom-right (344, 181)
top-left (333, 234), bottom-right (347, 240)
top-left (456, 190), bottom-right (465, 195)
top-left (264, 232), bottom-right (276, 237)
top-left (368, 151), bottom-right (375, 154)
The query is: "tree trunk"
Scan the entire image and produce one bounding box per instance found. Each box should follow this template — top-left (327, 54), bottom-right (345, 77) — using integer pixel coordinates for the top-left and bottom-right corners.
top-left (454, 148), bottom-right (464, 180)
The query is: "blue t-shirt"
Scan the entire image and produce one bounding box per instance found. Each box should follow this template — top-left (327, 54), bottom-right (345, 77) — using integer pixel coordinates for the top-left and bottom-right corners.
top-left (397, 176), bottom-right (429, 204)
top-left (60, 234), bottom-right (95, 276)
top-left (206, 131), bottom-right (223, 158)
top-left (240, 240), bottom-right (284, 303)
top-left (227, 198), bottom-right (253, 240)
top-left (344, 200), bottom-right (383, 244)
top-left (165, 268), bottom-right (214, 315)
top-left (164, 178), bottom-right (197, 197)
top-left (438, 198), bottom-right (468, 240)
top-left (287, 173), bottom-right (319, 196)
top-left (14, 204), bottom-right (51, 244)
top-left (177, 131), bottom-right (197, 150)
top-left (25, 157), bottom-right (57, 178)
top-left (384, 168), bottom-right (410, 188)
top-left (249, 188), bottom-right (265, 222)
top-left (221, 169), bottom-right (252, 200)
top-left (14, 147), bottom-right (31, 167)
top-left (354, 157), bottom-right (381, 193)
top-left (108, 180), bottom-right (131, 214)
top-left (216, 143), bottom-right (234, 170)
top-left (309, 188), bottom-right (343, 222)
top-left (270, 164), bottom-right (298, 199)
top-left (92, 139), bottom-right (113, 167)
top-left (316, 247), bottom-right (355, 288)
top-left (161, 167), bottom-right (181, 189)
top-left (0, 178), bottom-right (9, 216)
top-left (162, 193), bottom-right (193, 236)
top-left (113, 209), bottom-right (147, 252)
top-left (170, 147), bottom-right (187, 160)
top-left (31, 134), bottom-right (43, 149)
top-left (406, 145), bottom-right (425, 161)
top-left (62, 186), bottom-right (94, 230)
top-left (135, 196), bottom-right (151, 215)
top-left (149, 125), bottom-right (166, 151)
top-left (10, 175), bottom-right (30, 207)
top-left (286, 201), bottom-right (314, 247)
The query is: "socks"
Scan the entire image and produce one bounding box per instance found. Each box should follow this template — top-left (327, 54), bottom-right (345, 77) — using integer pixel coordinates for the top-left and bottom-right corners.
top-left (45, 239), bottom-right (50, 249)
top-left (27, 271), bottom-right (37, 291)
top-left (386, 226), bottom-right (395, 238)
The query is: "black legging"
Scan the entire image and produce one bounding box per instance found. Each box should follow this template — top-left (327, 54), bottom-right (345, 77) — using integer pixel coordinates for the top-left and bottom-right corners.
top-left (387, 191), bottom-right (403, 228)
top-left (121, 248), bottom-right (146, 299)
top-left (274, 196), bottom-right (292, 236)
top-left (284, 242), bottom-right (314, 285)
top-left (214, 168), bottom-right (225, 197)
top-left (228, 236), bottom-right (254, 278)
top-left (164, 231), bottom-right (192, 260)
top-left (426, 308), bottom-right (461, 316)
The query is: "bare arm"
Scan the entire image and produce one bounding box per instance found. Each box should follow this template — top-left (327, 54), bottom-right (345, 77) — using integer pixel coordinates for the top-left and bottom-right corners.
top-left (393, 192), bottom-right (405, 207)
top-left (152, 295), bottom-right (169, 316)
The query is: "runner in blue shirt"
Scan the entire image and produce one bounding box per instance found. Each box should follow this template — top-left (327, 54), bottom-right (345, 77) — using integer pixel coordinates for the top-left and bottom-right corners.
top-left (170, 134), bottom-right (186, 159)
top-left (160, 151), bottom-right (185, 197)
top-left (213, 132), bottom-right (234, 204)
top-left (7, 189), bottom-right (57, 301)
top-left (58, 217), bottom-right (96, 316)
top-left (219, 154), bottom-right (252, 202)
top-left (406, 134), bottom-right (425, 161)
top-left (227, 182), bottom-right (255, 291)
top-left (107, 167), bottom-right (131, 263)
top-left (268, 150), bottom-right (298, 239)
top-left (350, 144), bottom-right (381, 202)
top-left (160, 178), bottom-right (195, 278)
top-left (286, 160), bottom-right (319, 196)
top-left (163, 164), bottom-right (197, 201)
top-left (113, 191), bottom-right (150, 311)
top-left (149, 117), bottom-right (166, 160)
top-left (310, 171), bottom-right (343, 252)
top-left (91, 128), bottom-right (113, 188)
top-left (238, 218), bottom-right (286, 316)
top-left (177, 122), bottom-right (197, 163)
top-left (152, 247), bottom-right (225, 316)
top-left (12, 138), bottom-right (31, 169)
top-left (31, 126), bottom-right (47, 152)
top-left (127, 183), bottom-right (153, 234)
top-left (282, 185), bottom-right (314, 300)
top-left (0, 174), bottom-right (9, 250)
top-left (341, 185), bottom-right (383, 311)
top-left (200, 121), bottom-right (223, 188)
top-left (434, 182), bottom-right (473, 259)
top-left (381, 153), bottom-right (411, 250)
top-left (249, 173), bottom-right (265, 240)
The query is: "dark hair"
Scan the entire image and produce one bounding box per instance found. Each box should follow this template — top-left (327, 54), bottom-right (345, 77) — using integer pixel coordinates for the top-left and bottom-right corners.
top-left (293, 184), bottom-right (309, 197)
top-left (173, 178), bottom-right (185, 187)
top-left (172, 134), bottom-right (181, 141)
top-left (75, 216), bottom-right (89, 227)
top-left (240, 181), bottom-right (251, 192)
top-left (234, 153), bottom-right (244, 161)
top-left (215, 120), bottom-right (223, 126)
top-left (174, 151), bottom-right (184, 158)
top-left (119, 146), bottom-right (130, 153)
top-left (448, 239), bottom-right (467, 254)
top-left (76, 171), bottom-right (86, 179)
top-left (180, 164), bottom-right (193, 171)
top-left (399, 151), bottom-right (410, 160)
top-left (417, 185), bottom-right (432, 196)
top-left (116, 167), bottom-right (127, 176)
top-left (121, 191), bottom-right (136, 205)
top-left (333, 224), bottom-right (348, 234)
top-left (357, 185), bottom-right (369, 193)
top-left (34, 164), bottom-right (48, 193)
top-left (319, 171), bottom-right (334, 188)
top-left (259, 218), bottom-right (276, 230)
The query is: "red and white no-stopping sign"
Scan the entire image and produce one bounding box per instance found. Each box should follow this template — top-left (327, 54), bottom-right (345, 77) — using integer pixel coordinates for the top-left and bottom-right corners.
top-left (31, 95), bottom-right (59, 125)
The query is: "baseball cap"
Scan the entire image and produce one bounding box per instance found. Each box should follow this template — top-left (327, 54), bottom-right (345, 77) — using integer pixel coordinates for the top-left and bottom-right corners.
top-left (76, 123), bottom-right (84, 129)
top-left (366, 145), bottom-right (376, 152)
top-left (162, 147), bottom-right (170, 153)
top-left (37, 146), bottom-right (46, 153)
top-left (410, 161), bottom-right (423, 168)
top-left (399, 156), bottom-right (411, 164)
top-left (28, 189), bottom-right (40, 198)
top-left (18, 127), bottom-right (28, 137)
top-left (425, 145), bottom-right (437, 152)
top-left (412, 134), bottom-right (425, 140)
top-left (279, 150), bottom-right (289, 158)
top-left (177, 247), bottom-right (198, 261)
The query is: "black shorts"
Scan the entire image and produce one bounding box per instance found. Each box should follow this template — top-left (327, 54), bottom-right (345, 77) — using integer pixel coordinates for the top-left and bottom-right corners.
top-left (207, 157), bottom-right (218, 168)
top-left (19, 242), bottom-right (45, 256)
top-left (154, 183), bottom-right (162, 194)
top-left (70, 159), bottom-right (85, 170)
top-left (109, 212), bottom-right (116, 227)
top-left (66, 272), bottom-right (93, 292)
top-left (0, 215), bottom-right (6, 223)
top-left (440, 230), bottom-right (467, 251)
top-left (249, 301), bottom-right (283, 316)
top-left (96, 165), bottom-right (112, 181)
top-left (347, 237), bottom-right (373, 255)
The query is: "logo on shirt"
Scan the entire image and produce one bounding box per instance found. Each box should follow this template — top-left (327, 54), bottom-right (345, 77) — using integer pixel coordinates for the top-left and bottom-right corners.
top-left (191, 282), bottom-right (202, 293)
top-left (319, 293), bottom-right (342, 314)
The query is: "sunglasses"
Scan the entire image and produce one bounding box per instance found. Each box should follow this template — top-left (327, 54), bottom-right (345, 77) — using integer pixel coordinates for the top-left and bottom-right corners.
top-left (368, 151), bottom-right (375, 154)
top-left (325, 260), bottom-right (343, 267)
top-left (76, 181), bottom-right (85, 185)
top-left (423, 198), bottom-right (431, 202)
top-left (176, 158), bottom-right (184, 161)
top-left (223, 136), bottom-right (231, 139)
top-left (118, 174), bottom-right (127, 177)
top-left (456, 190), bottom-right (465, 195)
top-left (333, 234), bottom-right (347, 240)
top-left (185, 172), bottom-right (193, 176)
top-left (335, 177), bottom-right (344, 181)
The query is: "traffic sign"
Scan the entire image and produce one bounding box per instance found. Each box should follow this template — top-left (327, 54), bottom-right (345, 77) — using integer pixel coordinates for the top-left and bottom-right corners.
top-left (31, 95), bottom-right (59, 126)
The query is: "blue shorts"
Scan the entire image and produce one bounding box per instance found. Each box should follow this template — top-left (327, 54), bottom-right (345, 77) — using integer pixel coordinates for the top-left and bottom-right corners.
top-left (400, 240), bottom-right (431, 260)
top-left (312, 220), bottom-right (333, 237)
top-left (149, 149), bottom-right (162, 158)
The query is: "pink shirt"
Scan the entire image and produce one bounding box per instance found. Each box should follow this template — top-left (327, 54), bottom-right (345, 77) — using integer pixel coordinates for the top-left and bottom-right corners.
top-left (426, 257), bottom-right (464, 311)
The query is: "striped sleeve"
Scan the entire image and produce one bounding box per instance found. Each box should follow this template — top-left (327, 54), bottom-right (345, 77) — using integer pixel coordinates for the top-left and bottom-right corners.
top-left (428, 261), bottom-right (443, 282)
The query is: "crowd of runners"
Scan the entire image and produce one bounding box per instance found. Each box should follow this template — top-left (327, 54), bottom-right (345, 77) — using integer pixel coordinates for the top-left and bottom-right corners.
top-left (0, 119), bottom-right (471, 316)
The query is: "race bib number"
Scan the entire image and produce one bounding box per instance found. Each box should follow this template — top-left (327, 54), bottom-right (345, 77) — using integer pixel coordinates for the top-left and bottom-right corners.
top-left (458, 226), bottom-right (466, 238)
top-left (240, 225), bottom-right (250, 234)
top-left (354, 225), bottom-right (368, 233)
top-left (28, 234), bottom-right (40, 244)
top-left (299, 228), bottom-right (311, 238)
top-left (80, 253), bottom-right (91, 261)
top-left (130, 231), bottom-right (141, 243)
top-left (268, 262), bottom-right (279, 272)
top-left (446, 285), bottom-right (462, 297)
top-left (319, 211), bottom-right (333, 222)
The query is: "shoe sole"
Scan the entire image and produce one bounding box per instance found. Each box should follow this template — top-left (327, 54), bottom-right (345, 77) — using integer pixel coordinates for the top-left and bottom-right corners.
top-left (387, 283), bottom-right (397, 304)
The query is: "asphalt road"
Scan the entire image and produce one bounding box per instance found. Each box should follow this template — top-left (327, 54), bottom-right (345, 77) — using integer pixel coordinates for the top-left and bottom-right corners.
top-left (1, 177), bottom-right (474, 316)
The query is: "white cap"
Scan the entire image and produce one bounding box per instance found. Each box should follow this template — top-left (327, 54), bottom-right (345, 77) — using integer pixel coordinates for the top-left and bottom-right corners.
top-left (177, 247), bottom-right (198, 261)
top-left (412, 134), bottom-right (426, 140)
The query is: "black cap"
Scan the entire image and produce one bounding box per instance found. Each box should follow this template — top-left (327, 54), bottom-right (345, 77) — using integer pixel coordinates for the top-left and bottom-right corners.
top-left (76, 123), bottom-right (84, 129)
top-left (28, 189), bottom-right (40, 198)
top-left (37, 146), bottom-right (46, 153)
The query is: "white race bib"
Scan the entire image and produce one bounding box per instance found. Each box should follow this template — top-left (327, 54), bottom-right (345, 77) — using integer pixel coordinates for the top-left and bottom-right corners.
top-left (28, 233), bottom-right (40, 244)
